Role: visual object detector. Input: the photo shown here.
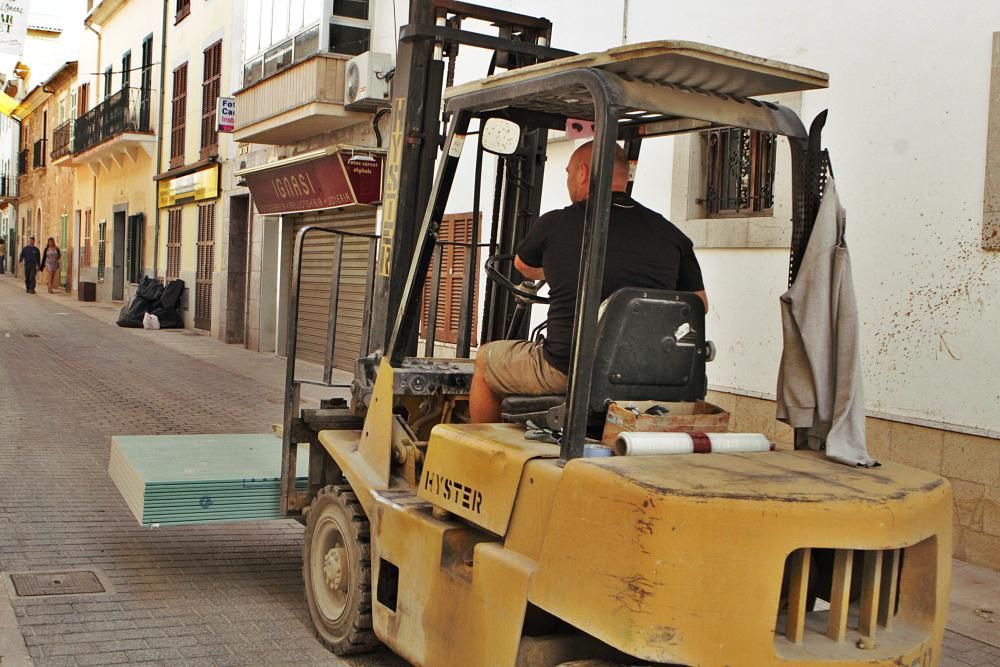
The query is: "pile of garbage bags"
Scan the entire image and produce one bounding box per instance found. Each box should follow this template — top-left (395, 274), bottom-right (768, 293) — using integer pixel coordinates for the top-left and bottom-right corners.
top-left (116, 276), bottom-right (185, 329)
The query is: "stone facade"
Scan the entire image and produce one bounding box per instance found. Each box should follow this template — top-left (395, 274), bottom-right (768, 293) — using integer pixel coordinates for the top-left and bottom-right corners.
top-left (16, 63), bottom-right (78, 289)
top-left (708, 390), bottom-right (1000, 571)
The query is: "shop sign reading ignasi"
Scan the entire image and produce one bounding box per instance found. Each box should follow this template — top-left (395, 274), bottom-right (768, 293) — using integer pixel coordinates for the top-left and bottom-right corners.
top-left (244, 152), bottom-right (383, 215)
top-left (158, 164), bottom-right (220, 208)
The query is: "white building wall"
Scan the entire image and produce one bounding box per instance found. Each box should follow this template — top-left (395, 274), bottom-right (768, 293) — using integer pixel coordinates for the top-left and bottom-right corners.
top-left (162, 0), bottom-right (246, 334)
top-left (440, 1), bottom-right (1000, 435)
top-left (624, 0), bottom-right (1000, 434)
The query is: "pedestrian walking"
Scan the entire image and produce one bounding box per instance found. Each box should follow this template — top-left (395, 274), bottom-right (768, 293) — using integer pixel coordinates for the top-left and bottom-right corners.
top-left (18, 236), bottom-right (41, 293)
top-left (0, 236), bottom-right (6, 274)
top-left (40, 237), bottom-right (61, 293)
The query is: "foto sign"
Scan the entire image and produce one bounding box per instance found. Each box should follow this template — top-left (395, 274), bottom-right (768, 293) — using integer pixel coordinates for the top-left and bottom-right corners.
top-left (217, 97), bottom-right (235, 132)
top-left (0, 0), bottom-right (30, 57)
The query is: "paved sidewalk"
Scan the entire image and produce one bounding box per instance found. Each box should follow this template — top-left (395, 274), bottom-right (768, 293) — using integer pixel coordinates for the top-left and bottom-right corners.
top-left (0, 276), bottom-right (402, 667)
top-left (1, 275), bottom-right (999, 666)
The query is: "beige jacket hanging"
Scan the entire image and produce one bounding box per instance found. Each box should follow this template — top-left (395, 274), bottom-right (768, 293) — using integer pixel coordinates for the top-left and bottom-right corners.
top-left (776, 175), bottom-right (876, 467)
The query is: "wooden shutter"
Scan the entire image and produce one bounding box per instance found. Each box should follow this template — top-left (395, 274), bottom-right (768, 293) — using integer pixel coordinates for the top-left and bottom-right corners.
top-left (77, 83), bottom-right (88, 115)
top-left (195, 203), bottom-right (215, 330)
top-left (83, 210), bottom-right (92, 268)
top-left (166, 209), bottom-right (182, 280)
top-left (175, 0), bottom-right (190, 23)
top-left (97, 221), bottom-right (107, 281)
top-left (170, 63), bottom-right (187, 168)
top-left (200, 41), bottom-right (222, 158)
top-left (421, 213), bottom-right (479, 345)
top-left (121, 50), bottom-right (131, 90)
top-left (139, 36), bottom-right (153, 129)
top-left (126, 213), bottom-right (144, 284)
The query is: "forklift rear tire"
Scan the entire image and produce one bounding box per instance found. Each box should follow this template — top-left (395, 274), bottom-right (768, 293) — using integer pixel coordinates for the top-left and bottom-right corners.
top-left (303, 484), bottom-right (380, 655)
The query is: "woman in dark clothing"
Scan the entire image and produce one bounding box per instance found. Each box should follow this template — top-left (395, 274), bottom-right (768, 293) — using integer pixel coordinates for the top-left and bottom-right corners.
top-left (40, 237), bottom-right (61, 294)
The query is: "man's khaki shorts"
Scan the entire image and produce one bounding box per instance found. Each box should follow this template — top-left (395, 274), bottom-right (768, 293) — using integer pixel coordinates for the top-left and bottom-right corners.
top-left (479, 340), bottom-right (568, 396)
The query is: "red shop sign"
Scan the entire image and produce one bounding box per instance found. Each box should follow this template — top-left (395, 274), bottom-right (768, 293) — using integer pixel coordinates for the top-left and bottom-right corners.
top-left (245, 151), bottom-right (383, 215)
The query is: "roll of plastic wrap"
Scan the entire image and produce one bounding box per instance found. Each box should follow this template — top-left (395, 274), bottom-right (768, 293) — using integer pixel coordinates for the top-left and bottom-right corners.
top-left (613, 432), bottom-right (772, 456)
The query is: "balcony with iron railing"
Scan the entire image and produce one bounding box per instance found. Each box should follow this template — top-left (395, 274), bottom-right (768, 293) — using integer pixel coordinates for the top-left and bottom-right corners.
top-left (51, 119), bottom-right (75, 164)
top-left (0, 173), bottom-right (17, 199)
top-left (73, 87), bottom-right (156, 171)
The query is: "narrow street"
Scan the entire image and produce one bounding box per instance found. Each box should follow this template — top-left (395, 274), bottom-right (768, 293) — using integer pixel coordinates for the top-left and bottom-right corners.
top-left (0, 275), bottom-right (403, 666)
top-left (1, 274), bottom-right (998, 666)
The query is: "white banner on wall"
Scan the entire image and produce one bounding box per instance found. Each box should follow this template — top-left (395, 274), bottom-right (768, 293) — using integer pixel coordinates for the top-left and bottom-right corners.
top-left (217, 97), bottom-right (235, 132)
top-left (0, 0), bottom-right (30, 58)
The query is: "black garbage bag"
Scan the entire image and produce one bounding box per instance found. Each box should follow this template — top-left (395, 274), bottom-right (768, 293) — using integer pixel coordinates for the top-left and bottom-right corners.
top-left (158, 279), bottom-right (184, 310)
top-left (135, 275), bottom-right (164, 302)
top-left (150, 306), bottom-right (183, 329)
top-left (116, 296), bottom-right (155, 328)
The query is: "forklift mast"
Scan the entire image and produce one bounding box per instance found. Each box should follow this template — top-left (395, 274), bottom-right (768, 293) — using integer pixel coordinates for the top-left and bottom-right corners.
top-left (367, 0), bottom-right (573, 358)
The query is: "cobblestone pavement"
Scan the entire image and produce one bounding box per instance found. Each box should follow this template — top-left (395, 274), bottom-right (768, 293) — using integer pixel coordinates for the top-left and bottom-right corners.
top-left (0, 277), bottom-right (404, 667)
top-left (1, 276), bottom-right (999, 666)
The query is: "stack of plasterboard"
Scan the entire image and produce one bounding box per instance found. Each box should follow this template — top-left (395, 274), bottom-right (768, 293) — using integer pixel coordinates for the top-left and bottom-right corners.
top-left (109, 433), bottom-right (308, 527)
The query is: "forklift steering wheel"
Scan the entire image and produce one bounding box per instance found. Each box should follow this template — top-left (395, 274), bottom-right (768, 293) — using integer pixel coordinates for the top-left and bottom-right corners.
top-left (485, 254), bottom-right (549, 304)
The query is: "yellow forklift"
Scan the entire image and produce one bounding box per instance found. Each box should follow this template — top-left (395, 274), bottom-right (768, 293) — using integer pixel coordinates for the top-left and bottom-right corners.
top-left (277, 8), bottom-right (952, 666)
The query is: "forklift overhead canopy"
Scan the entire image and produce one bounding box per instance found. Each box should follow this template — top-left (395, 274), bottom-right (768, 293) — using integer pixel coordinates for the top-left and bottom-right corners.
top-left (445, 40), bottom-right (829, 139)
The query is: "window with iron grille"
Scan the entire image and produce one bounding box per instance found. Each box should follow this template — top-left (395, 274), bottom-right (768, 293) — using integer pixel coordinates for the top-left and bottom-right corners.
top-left (195, 203), bottom-right (215, 330)
top-left (166, 208), bottom-right (182, 280)
top-left (420, 213), bottom-right (480, 345)
top-left (97, 220), bottom-right (107, 281)
top-left (170, 63), bottom-right (188, 169)
top-left (200, 41), bottom-right (222, 159)
top-left (175, 0), bottom-right (190, 23)
top-left (700, 128), bottom-right (777, 217)
top-left (121, 50), bottom-right (131, 90)
top-left (126, 213), bottom-right (143, 283)
top-left (82, 210), bottom-right (92, 268)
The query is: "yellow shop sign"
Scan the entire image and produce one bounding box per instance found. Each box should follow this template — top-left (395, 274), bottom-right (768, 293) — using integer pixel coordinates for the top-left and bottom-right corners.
top-left (158, 164), bottom-right (220, 208)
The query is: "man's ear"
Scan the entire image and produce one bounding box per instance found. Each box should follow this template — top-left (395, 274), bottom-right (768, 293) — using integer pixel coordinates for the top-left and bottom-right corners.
top-left (577, 163), bottom-right (590, 189)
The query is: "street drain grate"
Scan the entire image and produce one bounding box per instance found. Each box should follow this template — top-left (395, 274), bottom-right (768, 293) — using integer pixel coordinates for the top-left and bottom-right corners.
top-left (10, 571), bottom-right (106, 596)
top-left (22, 333), bottom-right (40, 338)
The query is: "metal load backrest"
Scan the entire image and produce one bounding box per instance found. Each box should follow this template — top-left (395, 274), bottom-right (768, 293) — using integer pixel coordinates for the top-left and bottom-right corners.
top-left (501, 288), bottom-right (708, 430)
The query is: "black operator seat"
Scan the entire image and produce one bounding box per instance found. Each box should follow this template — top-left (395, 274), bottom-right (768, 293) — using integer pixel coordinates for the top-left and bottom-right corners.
top-left (500, 289), bottom-right (710, 432)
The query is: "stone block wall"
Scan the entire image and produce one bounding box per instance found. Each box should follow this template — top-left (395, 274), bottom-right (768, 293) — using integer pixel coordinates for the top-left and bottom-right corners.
top-left (707, 390), bottom-right (1000, 571)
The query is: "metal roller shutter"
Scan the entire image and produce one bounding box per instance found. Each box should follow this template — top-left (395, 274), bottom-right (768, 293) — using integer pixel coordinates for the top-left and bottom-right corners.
top-left (291, 210), bottom-right (376, 371)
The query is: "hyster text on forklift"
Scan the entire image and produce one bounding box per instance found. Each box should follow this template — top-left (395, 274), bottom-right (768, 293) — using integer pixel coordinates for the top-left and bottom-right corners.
top-left (266, 3), bottom-right (952, 667)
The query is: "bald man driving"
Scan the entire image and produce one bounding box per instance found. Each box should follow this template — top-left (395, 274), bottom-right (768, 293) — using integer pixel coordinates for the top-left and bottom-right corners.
top-left (469, 141), bottom-right (708, 423)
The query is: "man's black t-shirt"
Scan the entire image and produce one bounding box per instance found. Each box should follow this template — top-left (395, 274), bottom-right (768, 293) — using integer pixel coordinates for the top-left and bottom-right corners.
top-left (516, 192), bottom-right (704, 374)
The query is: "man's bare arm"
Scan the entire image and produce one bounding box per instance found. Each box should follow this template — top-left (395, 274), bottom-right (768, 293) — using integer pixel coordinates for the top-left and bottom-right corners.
top-left (514, 255), bottom-right (545, 281)
top-left (693, 289), bottom-right (709, 314)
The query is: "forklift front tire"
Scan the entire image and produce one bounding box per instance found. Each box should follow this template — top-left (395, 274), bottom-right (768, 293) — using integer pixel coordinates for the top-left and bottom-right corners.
top-left (303, 484), bottom-right (380, 655)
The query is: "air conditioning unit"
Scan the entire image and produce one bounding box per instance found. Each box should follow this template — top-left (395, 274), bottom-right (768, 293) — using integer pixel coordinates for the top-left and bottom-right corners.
top-left (344, 51), bottom-right (392, 110)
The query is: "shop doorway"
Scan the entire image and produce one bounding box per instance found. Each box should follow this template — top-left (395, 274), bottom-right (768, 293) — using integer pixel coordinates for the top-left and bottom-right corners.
top-left (290, 210), bottom-right (377, 372)
top-left (112, 209), bottom-right (126, 301)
